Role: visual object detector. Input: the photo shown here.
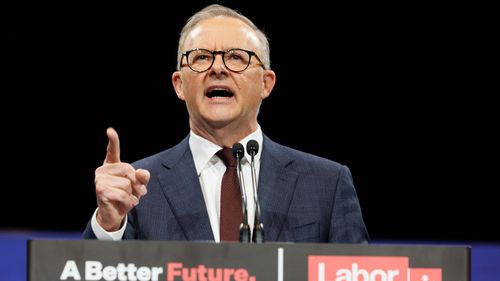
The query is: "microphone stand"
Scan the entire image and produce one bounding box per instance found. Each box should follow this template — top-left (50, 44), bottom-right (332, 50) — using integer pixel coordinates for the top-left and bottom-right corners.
top-left (232, 143), bottom-right (251, 243)
top-left (247, 140), bottom-right (265, 243)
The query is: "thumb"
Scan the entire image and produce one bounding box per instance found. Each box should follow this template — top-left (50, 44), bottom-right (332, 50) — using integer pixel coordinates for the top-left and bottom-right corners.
top-left (104, 127), bottom-right (121, 164)
top-left (136, 169), bottom-right (151, 185)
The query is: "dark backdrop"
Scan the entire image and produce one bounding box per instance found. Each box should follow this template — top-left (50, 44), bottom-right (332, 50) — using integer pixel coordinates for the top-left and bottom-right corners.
top-left (5, 1), bottom-right (498, 241)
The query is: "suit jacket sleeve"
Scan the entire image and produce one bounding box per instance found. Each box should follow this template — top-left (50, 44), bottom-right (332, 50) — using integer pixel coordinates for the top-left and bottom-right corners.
top-left (328, 165), bottom-right (369, 243)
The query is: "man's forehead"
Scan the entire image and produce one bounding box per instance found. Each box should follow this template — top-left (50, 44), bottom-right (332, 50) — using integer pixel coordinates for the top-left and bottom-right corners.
top-left (185, 17), bottom-right (261, 50)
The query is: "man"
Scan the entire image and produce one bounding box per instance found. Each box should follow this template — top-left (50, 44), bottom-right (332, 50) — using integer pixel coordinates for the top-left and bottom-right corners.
top-left (83, 4), bottom-right (368, 243)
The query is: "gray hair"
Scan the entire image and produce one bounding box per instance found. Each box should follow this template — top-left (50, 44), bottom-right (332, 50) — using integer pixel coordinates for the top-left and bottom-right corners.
top-left (176, 4), bottom-right (270, 70)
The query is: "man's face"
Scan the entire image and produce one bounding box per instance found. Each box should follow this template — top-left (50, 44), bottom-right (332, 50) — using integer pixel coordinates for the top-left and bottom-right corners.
top-left (172, 16), bottom-right (275, 133)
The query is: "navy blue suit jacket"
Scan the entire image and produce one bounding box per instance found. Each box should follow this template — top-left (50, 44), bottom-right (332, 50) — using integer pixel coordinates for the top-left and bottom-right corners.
top-left (83, 135), bottom-right (369, 243)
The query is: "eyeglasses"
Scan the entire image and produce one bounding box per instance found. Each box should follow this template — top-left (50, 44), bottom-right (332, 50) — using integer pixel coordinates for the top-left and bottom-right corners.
top-left (181, 48), bottom-right (264, 73)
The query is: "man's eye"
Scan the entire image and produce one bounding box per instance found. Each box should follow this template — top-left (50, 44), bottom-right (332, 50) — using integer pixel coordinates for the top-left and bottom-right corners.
top-left (194, 55), bottom-right (210, 61)
top-left (227, 54), bottom-right (243, 61)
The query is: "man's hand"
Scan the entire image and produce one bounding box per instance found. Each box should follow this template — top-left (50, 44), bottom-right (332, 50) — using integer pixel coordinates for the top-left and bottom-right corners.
top-left (94, 127), bottom-right (150, 231)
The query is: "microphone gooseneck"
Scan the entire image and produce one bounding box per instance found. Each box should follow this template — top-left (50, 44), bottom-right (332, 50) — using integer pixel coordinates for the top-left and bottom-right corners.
top-left (232, 143), bottom-right (250, 243)
top-left (246, 139), bottom-right (265, 243)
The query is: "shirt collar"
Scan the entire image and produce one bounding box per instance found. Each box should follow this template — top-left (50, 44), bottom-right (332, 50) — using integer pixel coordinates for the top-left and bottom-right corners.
top-left (189, 126), bottom-right (263, 175)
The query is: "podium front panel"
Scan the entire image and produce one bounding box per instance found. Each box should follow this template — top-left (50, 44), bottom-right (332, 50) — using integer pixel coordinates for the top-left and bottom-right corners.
top-left (28, 240), bottom-right (469, 281)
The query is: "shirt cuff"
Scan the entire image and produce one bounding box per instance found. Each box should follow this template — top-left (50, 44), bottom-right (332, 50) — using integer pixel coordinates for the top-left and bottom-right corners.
top-left (90, 208), bottom-right (126, 240)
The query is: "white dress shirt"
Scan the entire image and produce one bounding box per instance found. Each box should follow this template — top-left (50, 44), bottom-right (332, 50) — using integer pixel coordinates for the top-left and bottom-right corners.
top-left (91, 127), bottom-right (262, 242)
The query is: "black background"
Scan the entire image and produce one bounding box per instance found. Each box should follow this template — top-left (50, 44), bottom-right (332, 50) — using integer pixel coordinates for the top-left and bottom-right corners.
top-left (5, 1), bottom-right (498, 241)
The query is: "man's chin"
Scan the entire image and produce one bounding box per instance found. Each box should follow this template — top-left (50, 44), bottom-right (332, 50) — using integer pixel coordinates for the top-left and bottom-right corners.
top-left (205, 118), bottom-right (235, 129)
top-left (201, 111), bottom-right (237, 124)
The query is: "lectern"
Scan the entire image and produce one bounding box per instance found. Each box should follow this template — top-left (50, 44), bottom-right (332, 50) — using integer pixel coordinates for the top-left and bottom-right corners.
top-left (28, 240), bottom-right (470, 281)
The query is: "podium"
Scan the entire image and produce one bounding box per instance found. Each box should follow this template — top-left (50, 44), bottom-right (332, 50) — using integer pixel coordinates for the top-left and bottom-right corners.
top-left (28, 240), bottom-right (470, 281)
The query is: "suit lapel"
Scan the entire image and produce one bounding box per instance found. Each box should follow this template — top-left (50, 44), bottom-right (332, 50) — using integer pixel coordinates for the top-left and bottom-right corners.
top-left (157, 136), bottom-right (214, 241)
top-left (259, 135), bottom-right (299, 241)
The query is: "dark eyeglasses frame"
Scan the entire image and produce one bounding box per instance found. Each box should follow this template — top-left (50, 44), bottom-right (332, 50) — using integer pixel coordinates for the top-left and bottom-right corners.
top-left (181, 48), bottom-right (265, 73)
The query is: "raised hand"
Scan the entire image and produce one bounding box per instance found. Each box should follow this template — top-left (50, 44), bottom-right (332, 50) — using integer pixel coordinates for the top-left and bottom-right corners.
top-left (94, 128), bottom-right (150, 231)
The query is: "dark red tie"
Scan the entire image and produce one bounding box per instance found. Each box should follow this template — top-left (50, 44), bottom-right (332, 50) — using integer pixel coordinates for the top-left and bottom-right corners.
top-left (217, 148), bottom-right (243, 241)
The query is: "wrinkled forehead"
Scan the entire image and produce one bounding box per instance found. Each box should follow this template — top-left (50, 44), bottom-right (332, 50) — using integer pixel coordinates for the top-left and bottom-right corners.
top-left (183, 16), bottom-right (262, 52)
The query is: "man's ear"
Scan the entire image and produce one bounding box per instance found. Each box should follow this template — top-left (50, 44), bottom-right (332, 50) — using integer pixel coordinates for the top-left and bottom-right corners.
top-left (261, 69), bottom-right (276, 99)
top-left (172, 71), bottom-right (185, 100)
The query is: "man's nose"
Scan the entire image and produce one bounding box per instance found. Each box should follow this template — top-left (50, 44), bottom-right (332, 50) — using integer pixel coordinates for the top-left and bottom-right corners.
top-left (211, 54), bottom-right (227, 73)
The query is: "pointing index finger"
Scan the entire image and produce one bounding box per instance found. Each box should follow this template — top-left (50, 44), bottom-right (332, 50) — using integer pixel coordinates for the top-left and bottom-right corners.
top-left (104, 127), bottom-right (121, 164)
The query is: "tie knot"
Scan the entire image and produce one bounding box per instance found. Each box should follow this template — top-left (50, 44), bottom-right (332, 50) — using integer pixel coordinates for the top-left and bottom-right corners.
top-left (217, 147), bottom-right (236, 167)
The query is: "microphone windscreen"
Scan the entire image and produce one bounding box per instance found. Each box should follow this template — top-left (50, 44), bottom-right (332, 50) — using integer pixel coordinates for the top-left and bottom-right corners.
top-left (246, 139), bottom-right (259, 155)
top-left (232, 143), bottom-right (245, 159)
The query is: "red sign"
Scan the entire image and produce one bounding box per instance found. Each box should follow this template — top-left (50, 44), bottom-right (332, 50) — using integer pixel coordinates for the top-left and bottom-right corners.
top-left (308, 256), bottom-right (441, 281)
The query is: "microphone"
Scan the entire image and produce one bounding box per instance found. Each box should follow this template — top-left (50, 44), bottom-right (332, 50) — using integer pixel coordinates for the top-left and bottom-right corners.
top-left (232, 143), bottom-right (251, 243)
top-left (246, 139), bottom-right (265, 243)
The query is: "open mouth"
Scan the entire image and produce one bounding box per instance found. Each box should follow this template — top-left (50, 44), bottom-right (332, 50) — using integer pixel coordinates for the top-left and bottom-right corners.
top-left (205, 88), bottom-right (234, 98)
